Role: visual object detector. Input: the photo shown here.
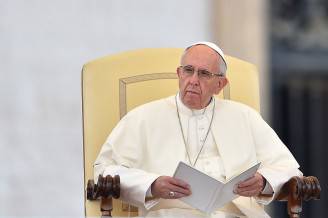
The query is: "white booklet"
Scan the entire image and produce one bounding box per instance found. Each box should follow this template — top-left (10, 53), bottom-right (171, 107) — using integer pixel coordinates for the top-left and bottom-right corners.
top-left (173, 161), bottom-right (261, 214)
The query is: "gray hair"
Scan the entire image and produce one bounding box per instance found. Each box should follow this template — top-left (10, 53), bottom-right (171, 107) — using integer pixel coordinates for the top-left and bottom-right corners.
top-left (180, 48), bottom-right (227, 77)
top-left (218, 56), bottom-right (227, 76)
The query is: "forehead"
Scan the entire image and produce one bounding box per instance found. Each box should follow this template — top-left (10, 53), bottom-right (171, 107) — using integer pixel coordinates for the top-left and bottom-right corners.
top-left (181, 45), bottom-right (220, 69)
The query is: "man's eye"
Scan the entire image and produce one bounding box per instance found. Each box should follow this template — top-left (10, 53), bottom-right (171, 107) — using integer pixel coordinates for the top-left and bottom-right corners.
top-left (199, 70), bottom-right (211, 77)
top-left (184, 67), bottom-right (194, 73)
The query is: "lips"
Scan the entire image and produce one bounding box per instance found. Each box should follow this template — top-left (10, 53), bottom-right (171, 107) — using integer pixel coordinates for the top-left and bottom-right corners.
top-left (186, 90), bottom-right (200, 95)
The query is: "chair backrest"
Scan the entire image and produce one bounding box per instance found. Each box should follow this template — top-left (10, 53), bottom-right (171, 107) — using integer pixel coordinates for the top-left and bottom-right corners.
top-left (82, 48), bottom-right (260, 217)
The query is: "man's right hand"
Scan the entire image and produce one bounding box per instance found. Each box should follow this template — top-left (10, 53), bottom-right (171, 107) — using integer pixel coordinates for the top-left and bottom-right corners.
top-left (151, 176), bottom-right (191, 199)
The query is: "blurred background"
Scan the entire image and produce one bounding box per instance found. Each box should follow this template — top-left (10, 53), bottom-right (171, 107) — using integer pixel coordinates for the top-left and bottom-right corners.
top-left (0, 0), bottom-right (326, 217)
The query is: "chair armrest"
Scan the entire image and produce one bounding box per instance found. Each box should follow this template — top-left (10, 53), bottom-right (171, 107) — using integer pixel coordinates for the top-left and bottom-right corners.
top-left (86, 175), bottom-right (321, 217)
top-left (86, 175), bottom-right (120, 217)
top-left (275, 176), bottom-right (321, 218)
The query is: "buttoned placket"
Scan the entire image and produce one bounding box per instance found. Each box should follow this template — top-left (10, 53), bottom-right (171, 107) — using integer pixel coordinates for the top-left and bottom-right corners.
top-left (176, 94), bottom-right (226, 182)
top-left (190, 111), bottom-right (225, 181)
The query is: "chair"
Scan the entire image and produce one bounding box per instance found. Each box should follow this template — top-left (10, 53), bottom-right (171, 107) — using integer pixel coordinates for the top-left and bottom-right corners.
top-left (82, 48), bottom-right (320, 217)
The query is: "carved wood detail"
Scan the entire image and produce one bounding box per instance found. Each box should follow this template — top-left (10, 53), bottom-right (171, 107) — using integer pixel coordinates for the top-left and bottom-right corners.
top-left (87, 175), bottom-right (120, 217)
top-left (276, 176), bottom-right (321, 218)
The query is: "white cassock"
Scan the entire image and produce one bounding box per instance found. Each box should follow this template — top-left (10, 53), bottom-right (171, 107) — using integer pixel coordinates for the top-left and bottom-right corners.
top-left (94, 95), bottom-right (302, 218)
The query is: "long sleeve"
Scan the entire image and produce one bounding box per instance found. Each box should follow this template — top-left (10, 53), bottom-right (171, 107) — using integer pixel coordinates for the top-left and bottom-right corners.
top-left (247, 107), bottom-right (302, 204)
top-left (93, 112), bottom-right (160, 209)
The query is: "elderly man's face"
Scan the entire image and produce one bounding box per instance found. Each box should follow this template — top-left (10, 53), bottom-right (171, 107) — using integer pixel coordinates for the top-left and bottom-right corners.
top-left (177, 45), bottom-right (227, 109)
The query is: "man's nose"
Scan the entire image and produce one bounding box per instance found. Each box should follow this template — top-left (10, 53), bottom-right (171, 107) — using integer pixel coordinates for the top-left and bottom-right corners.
top-left (189, 71), bottom-right (200, 84)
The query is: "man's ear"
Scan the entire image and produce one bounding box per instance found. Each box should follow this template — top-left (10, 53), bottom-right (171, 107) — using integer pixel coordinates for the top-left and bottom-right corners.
top-left (176, 67), bottom-right (182, 78)
top-left (214, 77), bottom-right (228, 94)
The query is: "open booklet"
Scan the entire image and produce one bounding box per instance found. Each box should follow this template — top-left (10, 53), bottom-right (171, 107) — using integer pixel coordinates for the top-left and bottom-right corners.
top-left (173, 161), bottom-right (261, 214)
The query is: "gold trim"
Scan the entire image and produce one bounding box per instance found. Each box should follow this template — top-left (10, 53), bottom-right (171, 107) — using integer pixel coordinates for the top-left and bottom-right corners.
top-left (81, 66), bottom-right (88, 217)
top-left (223, 83), bottom-right (230, 99)
top-left (119, 73), bottom-right (177, 118)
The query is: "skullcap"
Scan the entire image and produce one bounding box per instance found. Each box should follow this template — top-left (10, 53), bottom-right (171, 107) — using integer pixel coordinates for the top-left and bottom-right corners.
top-left (186, 41), bottom-right (227, 69)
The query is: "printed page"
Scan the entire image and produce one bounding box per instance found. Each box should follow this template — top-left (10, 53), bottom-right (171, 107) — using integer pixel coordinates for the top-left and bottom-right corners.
top-left (173, 161), bottom-right (223, 213)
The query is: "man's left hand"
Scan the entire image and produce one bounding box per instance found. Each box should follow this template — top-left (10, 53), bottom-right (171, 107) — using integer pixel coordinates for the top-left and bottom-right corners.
top-left (234, 172), bottom-right (265, 197)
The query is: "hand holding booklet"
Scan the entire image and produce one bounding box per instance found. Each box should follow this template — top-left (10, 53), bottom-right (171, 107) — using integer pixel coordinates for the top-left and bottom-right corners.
top-left (173, 161), bottom-right (261, 214)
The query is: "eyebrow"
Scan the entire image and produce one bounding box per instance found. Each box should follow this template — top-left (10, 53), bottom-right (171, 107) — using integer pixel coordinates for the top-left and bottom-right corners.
top-left (183, 65), bottom-right (210, 71)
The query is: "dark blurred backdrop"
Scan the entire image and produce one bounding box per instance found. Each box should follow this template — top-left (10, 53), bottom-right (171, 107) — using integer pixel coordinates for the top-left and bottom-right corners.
top-left (270, 0), bottom-right (328, 217)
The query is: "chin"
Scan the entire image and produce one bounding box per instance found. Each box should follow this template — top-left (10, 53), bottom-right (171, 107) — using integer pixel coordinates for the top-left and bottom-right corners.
top-left (182, 94), bottom-right (202, 108)
top-left (184, 100), bottom-right (202, 109)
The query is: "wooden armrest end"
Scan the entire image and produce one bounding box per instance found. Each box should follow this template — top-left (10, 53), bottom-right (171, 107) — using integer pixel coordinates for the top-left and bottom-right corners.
top-left (276, 176), bottom-right (321, 218)
top-left (86, 175), bottom-right (120, 217)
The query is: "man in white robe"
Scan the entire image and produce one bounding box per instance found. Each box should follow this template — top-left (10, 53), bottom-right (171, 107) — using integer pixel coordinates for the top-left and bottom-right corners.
top-left (94, 42), bottom-right (301, 217)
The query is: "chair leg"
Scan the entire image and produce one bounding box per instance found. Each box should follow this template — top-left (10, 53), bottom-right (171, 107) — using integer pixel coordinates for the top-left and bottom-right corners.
top-left (287, 196), bottom-right (301, 218)
top-left (101, 197), bottom-right (113, 217)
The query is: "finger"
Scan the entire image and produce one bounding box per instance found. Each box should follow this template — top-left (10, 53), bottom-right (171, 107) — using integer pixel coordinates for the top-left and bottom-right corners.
top-left (167, 191), bottom-right (189, 199)
top-left (167, 183), bottom-right (192, 196)
top-left (236, 184), bottom-right (259, 193)
top-left (153, 176), bottom-right (192, 199)
top-left (237, 185), bottom-right (262, 196)
top-left (238, 178), bottom-right (262, 190)
top-left (236, 189), bottom-right (260, 197)
top-left (166, 191), bottom-right (188, 199)
top-left (235, 183), bottom-right (262, 197)
top-left (169, 177), bottom-right (190, 189)
top-left (239, 173), bottom-right (264, 192)
top-left (238, 176), bottom-right (257, 188)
